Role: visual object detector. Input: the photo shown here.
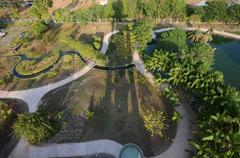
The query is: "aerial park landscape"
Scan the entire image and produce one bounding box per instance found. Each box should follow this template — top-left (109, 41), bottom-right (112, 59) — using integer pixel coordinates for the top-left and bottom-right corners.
top-left (0, 0), bottom-right (240, 158)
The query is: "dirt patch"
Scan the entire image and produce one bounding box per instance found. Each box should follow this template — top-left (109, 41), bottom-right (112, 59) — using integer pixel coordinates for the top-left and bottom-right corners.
top-left (40, 69), bottom-right (176, 157)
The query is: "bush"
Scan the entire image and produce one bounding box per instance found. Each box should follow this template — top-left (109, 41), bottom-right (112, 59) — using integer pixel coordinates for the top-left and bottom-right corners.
top-left (0, 102), bottom-right (12, 128)
top-left (143, 107), bottom-right (167, 137)
top-left (31, 21), bottom-right (48, 38)
top-left (92, 35), bottom-right (102, 50)
top-left (13, 109), bottom-right (62, 144)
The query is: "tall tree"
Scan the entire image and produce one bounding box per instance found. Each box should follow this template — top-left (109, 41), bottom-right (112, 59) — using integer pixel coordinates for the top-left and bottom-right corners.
top-left (30, 0), bottom-right (53, 19)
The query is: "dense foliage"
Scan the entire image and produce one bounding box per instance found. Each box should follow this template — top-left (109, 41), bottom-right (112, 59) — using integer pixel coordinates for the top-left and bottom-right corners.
top-left (190, 112), bottom-right (240, 157)
top-left (30, 0), bottom-right (52, 19)
top-left (31, 21), bottom-right (48, 38)
top-left (53, 0), bottom-right (187, 23)
top-left (189, 0), bottom-right (240, 24)
top-left (143, 107), bottom-right (167, 137)
top-left (0, 101), bottom-right (12, 128)
top-left (145, 28), bottom-right (240, 156)
top-left (13, 109), bottom-right (62, 144)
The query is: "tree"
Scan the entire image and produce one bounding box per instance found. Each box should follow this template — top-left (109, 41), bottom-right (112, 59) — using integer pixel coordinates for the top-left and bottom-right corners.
top-left (228, 4), bottom-right (240, 24)
top-left (0, 101), bottom-right (12, 128)
top-left (13, 109), bottom-right (62, 144)
top-left (143, 107), bottom-right (167, 137)
top-left (188, 43), bottom-right (214, 71)
top-left (132, 20), bottom-right (152, 52)
top-left (54, 8), bottom-right (73, 22)
top-left (204, 0), bottom-right (228, 22)
top-left (158, 28), bottom-right (187, 53)
top-left (31, 21), bottom-right (48, 38)
top-left (30, 0), bottom-right (53, 19)
top-left (188, 30), bottom-right (213, 44)
top-left (0, 0), bottom-right (23, 8)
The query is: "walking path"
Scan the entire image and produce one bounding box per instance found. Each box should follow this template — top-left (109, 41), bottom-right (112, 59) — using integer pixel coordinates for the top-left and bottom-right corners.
top-left (9, 139), bottom-right (122, 158)
top-left (3, 26), bottom-right (239, 158)
top-left (0, 61), bottom-right (95, 112)
top-left (100, 30), bottom-right (119, 54)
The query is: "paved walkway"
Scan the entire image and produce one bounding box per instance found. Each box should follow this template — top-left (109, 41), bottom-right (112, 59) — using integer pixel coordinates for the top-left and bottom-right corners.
top-left (100, 30), bottom-right (119, 54)
top-left (0, 62), bottom-right (95, 112)
top-left (9, 139), bottom-right (122, 158)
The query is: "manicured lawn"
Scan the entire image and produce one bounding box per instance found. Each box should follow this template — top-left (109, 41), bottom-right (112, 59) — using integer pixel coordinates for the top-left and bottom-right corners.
top-left (40, 69), bottom-right (176, 157)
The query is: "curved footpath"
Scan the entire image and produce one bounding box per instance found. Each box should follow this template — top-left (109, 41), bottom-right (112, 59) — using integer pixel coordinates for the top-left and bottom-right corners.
top-left (9, 139), bottom-right (122, 158)
top-left (0, 61), bottom-right (95, 112)
top-left (2, 27), bottom-right (240, 158)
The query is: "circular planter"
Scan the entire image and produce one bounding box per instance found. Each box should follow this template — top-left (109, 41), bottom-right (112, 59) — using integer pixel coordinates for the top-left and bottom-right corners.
top-left (119, 143), bottom-right (144, 158)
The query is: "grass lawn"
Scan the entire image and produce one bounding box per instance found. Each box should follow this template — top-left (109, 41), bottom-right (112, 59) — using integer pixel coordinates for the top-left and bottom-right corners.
top-left (40, 69), bottom-right (176, 157)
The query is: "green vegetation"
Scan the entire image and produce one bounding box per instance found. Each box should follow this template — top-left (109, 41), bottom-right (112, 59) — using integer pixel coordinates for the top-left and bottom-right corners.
top-left (190, 112), bottom-right (240, 157)
top-left (15, 53), bottom-right (59, 76)
top-left (132, 20), bottom-right (152, 52)
top-left (143, 106), bottom-right (167, 137)
top-left (61, 36), bottom-right (105, 64)
top-left (31, 21), bottom-right (48, 39)
top-left (188, 30), bottom-right (213, 44)
top-left (189, 0), bottom-right (240, 24)
top-left (158, 28), bottom-right (187, 53)
top-left (92, 35), bottom-right (102, 50)
top-left (13, 109), bottom-right (62, 144)
top-left (53, 0), bottom-right (187, 23)
top-left (145, 28), bottom-right (240, 156)
top-left (0, 101), bottom-right (12, 128)
top-left (30, 0), bottom-right (53, 20)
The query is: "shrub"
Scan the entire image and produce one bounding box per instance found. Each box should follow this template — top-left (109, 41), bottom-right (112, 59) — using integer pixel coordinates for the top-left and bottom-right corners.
top-left (171, 111), bottom-right (181, 123)
top-left (31, 21), bottom-right (48, 38)
top-left (143, 107), bottom-right (167, 137)
top-left (13, 109), bottom-right (62, 144)
top-left (0, 102), bottom-right (12, 128)
top-left (92, 35), bottom-right (102, 50)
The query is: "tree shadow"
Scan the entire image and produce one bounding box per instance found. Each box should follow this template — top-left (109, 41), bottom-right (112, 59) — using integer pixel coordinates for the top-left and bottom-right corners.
top-left (84, 69), bottom-right (154, 155)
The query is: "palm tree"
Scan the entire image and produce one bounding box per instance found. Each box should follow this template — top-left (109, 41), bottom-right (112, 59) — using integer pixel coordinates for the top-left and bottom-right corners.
top-left (188, 29), bottom-right (213, 44)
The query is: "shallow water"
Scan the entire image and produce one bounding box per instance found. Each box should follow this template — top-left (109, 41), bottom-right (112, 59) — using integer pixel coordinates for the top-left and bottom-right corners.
top-left (213, 40), bottom-right (240, 89)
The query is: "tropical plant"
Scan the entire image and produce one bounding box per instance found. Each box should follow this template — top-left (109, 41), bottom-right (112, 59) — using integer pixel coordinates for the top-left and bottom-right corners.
top-left (190, 112), bottom-right (240, 157)
top-left (188, 30), bottom-right (213, 44)
top-left (0, 102), bottom-right (12, 127)
top-left (143, 107), bottom-right (167, 137)
top-left (158, 28), bottom-right (188, 53)
top-left (132, 20), bottom-right (152, 52)
top-left (13, 109), bottom-right (62, 144)
top-left (31, 21), bottom-right (48, 38)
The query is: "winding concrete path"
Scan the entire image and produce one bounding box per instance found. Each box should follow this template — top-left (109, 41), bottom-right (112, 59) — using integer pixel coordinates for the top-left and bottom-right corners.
top-left (0, 61), bottom-right (95, 112)
top-left (9, 139), bottom-right (122, 158)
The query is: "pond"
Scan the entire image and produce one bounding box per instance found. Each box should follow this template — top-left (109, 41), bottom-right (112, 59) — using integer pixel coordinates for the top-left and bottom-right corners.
top-left (212, 38), bottom-right (240, 89)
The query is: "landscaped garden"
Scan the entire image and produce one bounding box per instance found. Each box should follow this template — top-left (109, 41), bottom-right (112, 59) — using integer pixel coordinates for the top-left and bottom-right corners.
top-left (38, 69), bottom-right (177, 156)
top-left (1, 0), bottom-right (240, 157)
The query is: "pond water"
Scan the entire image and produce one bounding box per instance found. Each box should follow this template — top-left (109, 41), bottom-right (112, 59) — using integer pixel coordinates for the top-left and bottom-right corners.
top-left (212, 39), bottom-right (240, 89)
